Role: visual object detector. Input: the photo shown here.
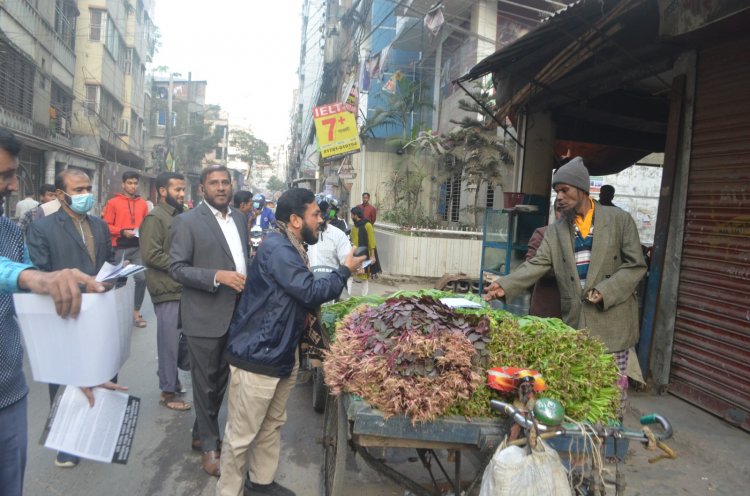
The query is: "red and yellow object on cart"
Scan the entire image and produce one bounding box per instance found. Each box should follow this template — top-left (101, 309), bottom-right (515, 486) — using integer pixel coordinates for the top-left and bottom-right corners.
top-left (313, 102), bottom-right (361, 159)
top-left (487, 367), bottom-right (546, 393)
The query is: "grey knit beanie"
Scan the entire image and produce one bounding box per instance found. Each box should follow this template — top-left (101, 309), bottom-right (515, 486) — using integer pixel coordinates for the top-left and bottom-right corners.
top-left (552, 157), bottom-right (589, 193)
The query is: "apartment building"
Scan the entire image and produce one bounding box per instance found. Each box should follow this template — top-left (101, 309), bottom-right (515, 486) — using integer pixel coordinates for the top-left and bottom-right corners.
top-left (72, 0), bottom-right (157, 203)
top-left (0, 0), bottom-right (103, 216)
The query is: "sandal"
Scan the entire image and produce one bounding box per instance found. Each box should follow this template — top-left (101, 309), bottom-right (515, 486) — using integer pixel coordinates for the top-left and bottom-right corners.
top-left (133, 312), bottom-right (147, 328)
top-left (159, 393), bottom-right (192, 411)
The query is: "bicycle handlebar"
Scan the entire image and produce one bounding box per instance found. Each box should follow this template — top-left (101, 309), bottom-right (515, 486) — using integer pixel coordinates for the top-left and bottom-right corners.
top-left (639, 413), bottom-right (673, 440)
top-left (489, 400), bottom-right (673, 442)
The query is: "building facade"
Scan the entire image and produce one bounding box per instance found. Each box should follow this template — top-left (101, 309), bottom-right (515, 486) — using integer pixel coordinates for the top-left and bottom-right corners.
top-left (72, 0), bottom-right (156, 206)
top-left (0, 0), bottom-right (103, 215)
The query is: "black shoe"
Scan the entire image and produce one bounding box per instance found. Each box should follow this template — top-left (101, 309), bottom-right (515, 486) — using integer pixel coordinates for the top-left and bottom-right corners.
top-left (243, 479), bottom-right (295, 496)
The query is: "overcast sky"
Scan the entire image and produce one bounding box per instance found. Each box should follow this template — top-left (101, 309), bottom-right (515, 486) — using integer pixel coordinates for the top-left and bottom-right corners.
top-left (152, 1), bottom-right (302, 146)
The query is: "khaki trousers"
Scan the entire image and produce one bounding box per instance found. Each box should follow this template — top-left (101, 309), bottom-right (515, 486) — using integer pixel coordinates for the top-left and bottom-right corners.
top-left (216, 361), bottom-right (298, 496)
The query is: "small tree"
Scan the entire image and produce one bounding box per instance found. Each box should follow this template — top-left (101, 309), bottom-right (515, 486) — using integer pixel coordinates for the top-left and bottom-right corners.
top-left (267, 175), bottom-right (286, 193)
top-left (361, 77), bottom-right (433, 148)
top-left (362, 77), bottom-right (435, 227)
top-left (443, 80), bottom-right (514, 227)
top-left (186, 114), bottom-right (223, 169)
top-left (230, 129), bottom-right (271, 165)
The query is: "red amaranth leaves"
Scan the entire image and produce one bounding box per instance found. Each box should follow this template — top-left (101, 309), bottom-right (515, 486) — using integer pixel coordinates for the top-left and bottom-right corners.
top-left (323, 296), bottom-right (484, 423)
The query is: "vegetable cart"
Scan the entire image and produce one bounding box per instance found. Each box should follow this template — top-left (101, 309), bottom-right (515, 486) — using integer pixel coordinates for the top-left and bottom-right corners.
top-left (322, 393), bottom-right (508, 496)
top-left (318, 292), bottom-right (675, 495)
top-left (321, 393), bottom-right (674, 496)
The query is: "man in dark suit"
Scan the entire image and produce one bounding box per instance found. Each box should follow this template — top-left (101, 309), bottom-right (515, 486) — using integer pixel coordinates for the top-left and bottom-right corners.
top-left (26, 168), bottom-right (125, 469)
top-left (169, 166), bottom-right (248, 477)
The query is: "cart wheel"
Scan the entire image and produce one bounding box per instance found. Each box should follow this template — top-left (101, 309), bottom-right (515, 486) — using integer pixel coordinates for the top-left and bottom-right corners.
top-left (312, 367), bottom-right (327, 413)
top-left (322, 395), bottom-right (348, 496)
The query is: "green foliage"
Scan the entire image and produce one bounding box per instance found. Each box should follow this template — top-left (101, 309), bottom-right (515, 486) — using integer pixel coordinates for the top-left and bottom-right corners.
top-left (230, 129), bottom-right (271, 165)
top-left (323, 293), bottom-right (621, 424)
top-left (266, 175), bottom-right (286, 193)
top-left (440, 81), bottom-right (515, 227)
top-left (381, 205), bottom-right (440, 229)
top-left (361, 78), bottom-right (433, 147)
top-left (186, 114), bottom-right (223, 167)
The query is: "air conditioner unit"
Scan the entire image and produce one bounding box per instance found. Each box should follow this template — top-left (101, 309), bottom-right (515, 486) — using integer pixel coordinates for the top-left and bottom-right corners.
top-left (117, 118), bottom-right (129, 135)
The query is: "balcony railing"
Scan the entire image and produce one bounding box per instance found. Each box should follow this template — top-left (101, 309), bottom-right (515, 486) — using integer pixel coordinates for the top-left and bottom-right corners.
top-left (4, 0), bottom-right (76, 72)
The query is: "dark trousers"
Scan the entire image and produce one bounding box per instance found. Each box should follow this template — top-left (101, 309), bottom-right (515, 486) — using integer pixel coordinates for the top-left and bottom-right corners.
top-left (187, 334), bottom-right (229, 452)
top-left (115, 246), bottom-right (146, 310)
top-left (0, 396), bottom-right (27, 496)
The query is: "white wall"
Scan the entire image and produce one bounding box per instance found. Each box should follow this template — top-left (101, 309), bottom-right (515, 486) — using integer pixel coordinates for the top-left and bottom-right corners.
top-left (374, 223), bottom-right (482, 278)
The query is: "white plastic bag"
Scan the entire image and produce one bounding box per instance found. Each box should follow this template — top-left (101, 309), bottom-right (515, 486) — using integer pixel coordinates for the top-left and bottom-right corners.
top-left (479, 440), bottom-right (571, 496)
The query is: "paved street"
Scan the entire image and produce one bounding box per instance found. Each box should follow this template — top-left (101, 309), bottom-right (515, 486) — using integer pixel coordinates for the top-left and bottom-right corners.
top-left (21, 280), bottom-right (750, 496)
top-left (23, 280), bottom-right (423, 496)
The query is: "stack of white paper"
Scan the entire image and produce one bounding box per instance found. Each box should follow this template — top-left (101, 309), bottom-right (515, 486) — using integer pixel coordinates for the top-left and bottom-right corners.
top-left (14, 285), bottom-right (134, 386)
top-left (96, 258), bottom-right (145, 282)
top-left (440, 297), bottom-right (484, 309)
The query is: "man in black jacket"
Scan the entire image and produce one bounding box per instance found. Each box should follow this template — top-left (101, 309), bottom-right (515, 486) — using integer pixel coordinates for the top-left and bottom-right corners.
top-left (218, 188), bottom-right (364, 496)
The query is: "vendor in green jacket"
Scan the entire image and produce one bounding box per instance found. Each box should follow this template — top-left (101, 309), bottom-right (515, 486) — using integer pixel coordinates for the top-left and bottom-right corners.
top-left (485, 157), bottom-right (646, 399)
top-left (139, 171), bottom-right (191, 411)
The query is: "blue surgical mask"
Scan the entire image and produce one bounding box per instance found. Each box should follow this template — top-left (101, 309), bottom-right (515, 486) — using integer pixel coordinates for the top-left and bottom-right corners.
top-left (65, 192), bottom-right (95, 214)
top-left (253, 202), bottom-right (261, 209)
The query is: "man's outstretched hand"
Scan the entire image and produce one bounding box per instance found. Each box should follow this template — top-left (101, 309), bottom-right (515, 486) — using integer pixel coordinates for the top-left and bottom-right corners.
top-left (483, 282), bottom-right (506, 301)
top-left (18, 268), bottom-right (106, 318)
top-left (81, 382), bottom-right (129, 407)
top-left (343, 247), bottom-right (367, 273)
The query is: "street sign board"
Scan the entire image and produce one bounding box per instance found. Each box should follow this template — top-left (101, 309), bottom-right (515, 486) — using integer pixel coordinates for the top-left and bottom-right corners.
top-left (313, 102), bottom-right (361, 159)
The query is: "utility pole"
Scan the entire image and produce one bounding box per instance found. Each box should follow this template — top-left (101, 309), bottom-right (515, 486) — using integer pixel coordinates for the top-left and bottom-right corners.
top-left (166, 71), bottom-right (173, 158)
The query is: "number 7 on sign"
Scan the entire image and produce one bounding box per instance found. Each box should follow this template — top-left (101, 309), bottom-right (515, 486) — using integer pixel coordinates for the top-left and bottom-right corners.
top-left (322, 118), bottom-right (336, 141)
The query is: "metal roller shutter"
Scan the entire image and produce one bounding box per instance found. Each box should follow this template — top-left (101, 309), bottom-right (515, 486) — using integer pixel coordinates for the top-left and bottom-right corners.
top-left (669, 35), bottom-right (750, 430)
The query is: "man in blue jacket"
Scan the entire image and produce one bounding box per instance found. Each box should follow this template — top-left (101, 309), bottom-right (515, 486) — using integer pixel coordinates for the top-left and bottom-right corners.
top-left (0, 127), bottom-right (106, 496)
top-left (248, 193), bottom-right (276, 230)
top-left (217, 188), bottom-right (364, 496)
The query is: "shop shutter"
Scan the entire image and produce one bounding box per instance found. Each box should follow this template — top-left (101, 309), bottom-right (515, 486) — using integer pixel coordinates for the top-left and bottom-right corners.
top-left (669, 35), bottom-right (750, 430)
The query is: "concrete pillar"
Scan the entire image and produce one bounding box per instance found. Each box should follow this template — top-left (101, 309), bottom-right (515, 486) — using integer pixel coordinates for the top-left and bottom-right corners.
top-left (44, 151), bottom-right (56, 184)
top-left (471, 0), bottom-right (498, 63)
top-left (431, 32), bottom-right (444, 131)
top-left (516, 111), bottom-right (556, 196)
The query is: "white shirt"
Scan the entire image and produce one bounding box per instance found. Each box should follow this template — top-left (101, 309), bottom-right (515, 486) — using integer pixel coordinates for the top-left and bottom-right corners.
top-left (206, 203), bottom-right (247, 278)
top-left (308, 224), bottom-right (351, 271)
top-left (14, 197), bottom-right (39, 220)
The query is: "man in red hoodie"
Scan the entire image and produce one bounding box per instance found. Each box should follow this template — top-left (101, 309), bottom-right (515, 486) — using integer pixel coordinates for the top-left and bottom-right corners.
top-left (103, 171), bottom-right (149, 327)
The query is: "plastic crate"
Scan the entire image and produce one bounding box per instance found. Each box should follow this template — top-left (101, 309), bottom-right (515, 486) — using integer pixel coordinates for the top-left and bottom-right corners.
top-left (503, 192), bottom-right (526, 208)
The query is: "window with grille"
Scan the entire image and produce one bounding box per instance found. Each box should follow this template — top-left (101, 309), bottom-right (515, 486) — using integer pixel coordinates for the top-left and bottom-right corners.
top-left (51, 82), bottom-right (73, 134)
top-left (486, 184), bottom-right (495, 209)
top-left (98, 90), bottom-right (123, 131)
top-left (55, 0), bottom-right (77, 50)
top-left (0, 40), bottom-right (36, 119)
top-left (125, 48), bottom-right (133, 75)
top-left (90, 9), bottom-right (105, 41)
top-left (84, 84), bottom-right (99, 116)
top-left (440, 173), bottom-right (461, 222)
top-left (103, 16), bottom-right (126, 70)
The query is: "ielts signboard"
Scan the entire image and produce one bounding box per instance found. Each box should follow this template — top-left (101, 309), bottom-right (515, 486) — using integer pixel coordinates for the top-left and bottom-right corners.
top-left (313, 102), bottom-right (361, 159)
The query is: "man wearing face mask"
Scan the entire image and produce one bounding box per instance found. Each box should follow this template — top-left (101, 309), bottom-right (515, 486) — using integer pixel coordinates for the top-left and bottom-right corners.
top-left (248, 193), bottom-right (276, 231)
top-left (217, 188), bottom-right (365, 496)
top-left (26, 169), bottom-right (126, 468)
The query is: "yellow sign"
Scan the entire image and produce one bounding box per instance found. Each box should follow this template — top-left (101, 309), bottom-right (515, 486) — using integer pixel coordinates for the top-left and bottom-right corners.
top-left (313, 102), bottom-right (361, 159)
